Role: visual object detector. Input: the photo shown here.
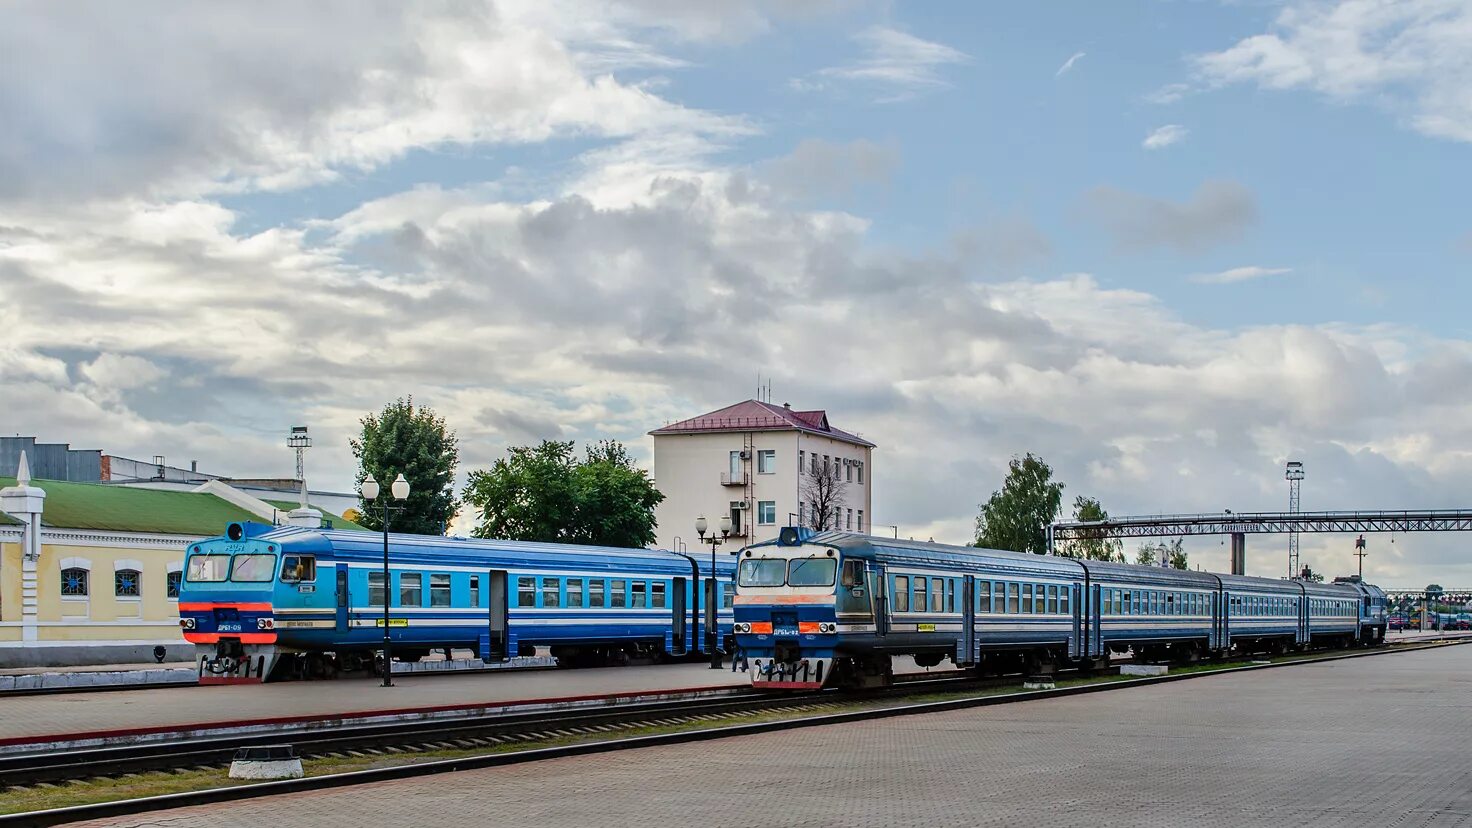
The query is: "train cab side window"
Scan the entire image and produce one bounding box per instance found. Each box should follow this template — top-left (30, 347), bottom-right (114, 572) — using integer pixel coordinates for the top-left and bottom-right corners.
top-left (430, 574), bottom-right (451, 608)
top-left (893, 576), bottom-right (909, 613)
top-left (611, 580), bottom-right (627, 608)
top-left (840, 560), bottom-right (864, 589)
top-left (567, 579), bottom-right (584, 608)
top-left (280, 555), bottom-right (316, 583)
top-left (518, 577), bottom-right (536, 607)
top-left (469, 576), bottom-right (480, 607)
top-left (590, 580), bottom-right (606, 608)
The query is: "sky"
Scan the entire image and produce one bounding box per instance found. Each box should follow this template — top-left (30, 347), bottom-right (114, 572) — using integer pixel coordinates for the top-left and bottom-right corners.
top-left (3, 0), bottom-right (1471, 588)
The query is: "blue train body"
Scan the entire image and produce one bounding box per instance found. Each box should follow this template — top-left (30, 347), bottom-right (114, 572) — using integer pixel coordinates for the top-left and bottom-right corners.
top-left (733, 529), bottom-right (1387, 690)
top-left (179, 522), bottom-right (735, 682)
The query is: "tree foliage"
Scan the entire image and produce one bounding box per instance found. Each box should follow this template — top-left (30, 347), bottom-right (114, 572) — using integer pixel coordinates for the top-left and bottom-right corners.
top-left (462, 439), bottom-right (664, 548)
top-left (1056, 495), bottom-right (1124, 562)
top-left (1135, 538), bottom-right (1188, 569)
top-left (802, 462), bottom-right (849, 531)
top-left (974, 454), bottom-right (1064, 555)
top-left (351, 397), bottom-right (459, 535)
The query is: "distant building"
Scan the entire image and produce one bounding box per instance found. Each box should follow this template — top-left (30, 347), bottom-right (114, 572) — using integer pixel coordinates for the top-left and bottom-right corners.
top-left (0, 453), bottom-right (365, 667)
top-left (650, 400), bottom-right (875, 551)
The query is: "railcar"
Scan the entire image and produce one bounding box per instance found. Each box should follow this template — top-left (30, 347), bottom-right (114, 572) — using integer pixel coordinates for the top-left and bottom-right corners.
top-left (733, 528), bottom-right (1381, 691)
top-left (179, 522), bottom-right (734, 683)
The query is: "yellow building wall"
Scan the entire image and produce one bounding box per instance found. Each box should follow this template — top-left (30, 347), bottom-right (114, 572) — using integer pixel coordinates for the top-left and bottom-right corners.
top-left (1, 541), bottom-right (19, 623)
top-left (31, 538), bottom-right (189, 645)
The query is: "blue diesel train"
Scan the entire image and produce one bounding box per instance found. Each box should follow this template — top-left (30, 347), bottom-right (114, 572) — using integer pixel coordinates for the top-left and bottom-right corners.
top-left (733, 528), bottom-right (1386, 690)
top-left (179, 522), bottom-right (735, 683)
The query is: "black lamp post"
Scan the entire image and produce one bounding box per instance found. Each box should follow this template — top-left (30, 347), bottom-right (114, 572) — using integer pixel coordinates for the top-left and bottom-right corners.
top-left (361, 472), bottom-right (409, 687)
top-left (695, 514), bottom-right (732, 669)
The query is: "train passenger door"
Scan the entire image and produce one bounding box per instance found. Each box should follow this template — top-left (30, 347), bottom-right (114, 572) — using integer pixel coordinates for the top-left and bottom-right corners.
top-left (704, 577), bottom-right (718, 654)
top-left (671, 577), bottom-right (688, 656)
top-left (334, 564), bottom-right (349, 634)
top-left (870, 563), bottom-right (888, 637)
top-left (486, 570), bottom-right (509, 661)
top-left (960, 575), bottom-right (975, 667)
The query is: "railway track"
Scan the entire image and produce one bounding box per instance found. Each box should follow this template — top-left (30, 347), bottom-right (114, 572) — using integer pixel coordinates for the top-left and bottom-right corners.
top-left (0, 671), bottom-right (984, 789)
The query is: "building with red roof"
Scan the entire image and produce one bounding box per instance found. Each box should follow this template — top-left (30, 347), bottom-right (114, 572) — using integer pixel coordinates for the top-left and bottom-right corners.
top-left (650, 400), bottom-right (875, 550)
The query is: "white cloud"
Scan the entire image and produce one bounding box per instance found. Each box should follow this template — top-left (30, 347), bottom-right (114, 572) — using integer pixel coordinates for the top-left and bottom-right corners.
top-left (1145, 82), bottom-right (1190, 104)
top-left (798, 25), bottom-right (968, 100)
top-left (1142, 124), bottom-right (1189, 150)
top-left (78, 354), bottom-right (167, 390)
top-left (1194, 0), bottom-right (1472, 142)
top-left (1191, 266), bottom-right (1294, 285)
top-left (1055, 51), bottom-right (1086, 77)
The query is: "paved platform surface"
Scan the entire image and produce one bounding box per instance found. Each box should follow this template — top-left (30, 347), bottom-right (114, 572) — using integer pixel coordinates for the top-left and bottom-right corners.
top-left (70, 643), bottom-right (1472, 828)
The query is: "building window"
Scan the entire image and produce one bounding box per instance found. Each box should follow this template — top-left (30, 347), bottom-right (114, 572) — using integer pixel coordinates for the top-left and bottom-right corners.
top-left (400, 573), bottom-right (423, 607)
top-left (369, 571), bottom-right (387, 606)
top-left (61, 567), bottom-right (89, 597)
top-left (729, 502), bottom-right (744, 535)
top-left (846, 508), bottom-right (853, 530)
top-left (810, 454), bottom-right (818, 475)
top-left (758, 450), bottom-right (775, 474)
top-left (799, 450), bottom-right (805, 475)
top-left (846, 461), bottom-right (853, 483)
top-left (758, 501), bottom-right (776, 525)
top-left (798, 502), bottom-right (805, 526)
top-left (823, 455), bottom-right (830, 475)
top-left (857, 510), bottom-right (864, 533)
top-left (430, 574), bottom-right (451, 608)
top-left (167, 570), bottom-right (182, 599)
top-left (729, 451), bottom-right (742, 478)
top-left (857, 462), bottom-right (864, 484)
top-left (115, 569), bottom-right (141, 598)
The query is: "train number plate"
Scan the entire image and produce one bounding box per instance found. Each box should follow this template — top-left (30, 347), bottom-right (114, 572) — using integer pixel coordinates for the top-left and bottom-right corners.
top-left (217, 623), bottom-right (242, 632)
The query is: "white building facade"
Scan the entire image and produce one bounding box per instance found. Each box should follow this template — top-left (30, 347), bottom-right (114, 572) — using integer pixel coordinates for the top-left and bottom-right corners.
top-left (650, 400), bottom-right (876, 551)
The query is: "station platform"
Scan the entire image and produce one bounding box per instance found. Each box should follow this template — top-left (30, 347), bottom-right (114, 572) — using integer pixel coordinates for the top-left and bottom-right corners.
top-left (67, 642), bottom-right (1472, 828)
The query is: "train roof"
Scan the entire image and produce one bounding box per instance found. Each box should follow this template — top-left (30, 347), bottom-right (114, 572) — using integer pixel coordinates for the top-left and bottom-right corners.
top-left (205, 524), bottom-right (729, 574)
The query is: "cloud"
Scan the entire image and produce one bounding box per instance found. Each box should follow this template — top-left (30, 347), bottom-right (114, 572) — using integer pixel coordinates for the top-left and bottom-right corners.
top-left (78, 354), bottom-right (167, 390)
top-left (1055, 51), bottom-right (1086, 77)
top-left (1080, 180), bottom-right (1258, 254)
top-left (1145, 82), bottom-right (1190, 104)
top-left (1194, 0), bottom-right (1472, 142)
top-left (1190, 266), bottom-right (1293, 285)
top-left (799, 25), bottom-right (968, 100)
top-left (1142, 124), bottom-right (1189, 150)
top-left (759, 138), bottom-right (899, 200)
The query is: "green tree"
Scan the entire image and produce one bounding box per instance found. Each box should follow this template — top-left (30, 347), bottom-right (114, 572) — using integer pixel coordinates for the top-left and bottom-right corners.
top-left (974, 454), bottom-right (1064, 555)
top-left (351, 397), bottom-right (459, 535)
top-left (1057, 495), bottom-right (1123, 562)
top-left (463, 439), bottom-right (664, 548)
top-left (1134, 538), bottom-right (1188, 569)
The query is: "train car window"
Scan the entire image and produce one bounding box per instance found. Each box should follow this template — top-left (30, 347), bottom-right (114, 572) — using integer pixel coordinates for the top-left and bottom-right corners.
top-left (400, 573), bottom-right (422, 607)
top-left (590, 579), bottom-right (606, 607)
top-left (611, 580), bottom-right (627, 608)
top-left (723, 582), bottom-right (735, 609)
top-left (915, 578), bottom-right (929, 614)
top-left (1112, 589), bottom-right (1122, 616)
top-left (933, 580), bottom-right (945, 613)
top-left (1060, 588), bottom-right (1070, 615)
top-left (651, 581), bottom-right (667, 608)
top-left (186, 555), bottom-right (230, 582)
top-left (1047, 585), bottom-right (1058, 614)
top-left (543, 577), bottom-right (562, 608)
top-left (1033, 585), bottom-right (1045, 614)
top-left (943, 580), bottom-right (954, 613)
top-left (230, 554), bottom-right (276, 583)
top-left (567, 578), bottom-right (584, 608)
top-left (430, 574), bottom-right (451, 608)
top-left (469, 576), bottom-right (480, 607)
top-left (280, 555), bottom-right (316, 583)
top-left (1008, 583), bottom-right (1020, 614)
top-left (631, 581), bottom-right (647, 608)
top-left (368, 571), bottom-right (386, 606)
top-left (994, 581), bottom-right (1005, 612)
top-left (978, 581), bottom-right (990, 613)
top-left (893, 576), bottom-right (909, 612)
top-left (517, 577), bottom-right (535, 607)
top-left (1020, 583), bottom-right (1032, 614)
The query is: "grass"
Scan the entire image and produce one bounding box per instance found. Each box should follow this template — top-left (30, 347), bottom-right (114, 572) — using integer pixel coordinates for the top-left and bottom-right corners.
top-left (0, 640), bottom-right (1453, 816)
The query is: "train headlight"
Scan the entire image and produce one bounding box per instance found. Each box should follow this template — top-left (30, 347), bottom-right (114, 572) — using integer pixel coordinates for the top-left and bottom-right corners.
top-left (733, 622), bottom-right (752, 634)
top-left (256, 618), bottom-right (275, 630)
top-left (818, 622), bottom-right (837, 634)
top-left (179, 617), bottom-right (196, 630)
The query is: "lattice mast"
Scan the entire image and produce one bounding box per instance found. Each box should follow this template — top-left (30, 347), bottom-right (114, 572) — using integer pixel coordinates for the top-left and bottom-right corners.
top-left (288, 426), bottom-right (312, 508)
top-left (1286, 461), bottom-right (1304, 578)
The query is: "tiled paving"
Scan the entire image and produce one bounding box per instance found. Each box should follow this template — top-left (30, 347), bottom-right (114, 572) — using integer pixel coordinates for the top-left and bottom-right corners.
top-left (67, 643), bottom-right (1472, 827)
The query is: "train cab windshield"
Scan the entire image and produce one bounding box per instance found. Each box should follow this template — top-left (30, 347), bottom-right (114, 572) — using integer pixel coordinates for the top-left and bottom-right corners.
top-left (737, 555), bottom-right (838, 588)
top-left (228, 554), bottom-right (277, 582)
top-left (186, 555), bottom-right (231, 582)
top-left (788, 557), bottom-right (836, 586)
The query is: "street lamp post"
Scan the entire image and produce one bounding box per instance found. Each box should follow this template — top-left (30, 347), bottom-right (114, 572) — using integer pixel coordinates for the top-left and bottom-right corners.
top-left (361, 473), bottom-right (410, 687)
top-left (695, 514), bottom-right (732, 669)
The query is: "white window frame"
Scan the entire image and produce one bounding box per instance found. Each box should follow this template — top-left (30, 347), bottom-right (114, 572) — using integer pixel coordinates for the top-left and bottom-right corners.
top-left (114, 558), bottom-right (145, 601)
top-left (757, 449), bottom-right (776, 474)
top-left (757, 500), bottom-right (777, 525)
top-left (167, 561), bottom-right (184, 601)
top-left (60, 556), bottom-right (92, 601)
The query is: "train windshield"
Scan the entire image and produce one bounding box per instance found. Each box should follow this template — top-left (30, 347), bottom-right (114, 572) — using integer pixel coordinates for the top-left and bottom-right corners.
top-left (738, 558), bottom-right (787, 587)
top-left (186, 555), bottom-right (231, 582)
top-left (788, 557), bottom-right (837, 587)
top-left (230, 554), bottom-right (277, 583)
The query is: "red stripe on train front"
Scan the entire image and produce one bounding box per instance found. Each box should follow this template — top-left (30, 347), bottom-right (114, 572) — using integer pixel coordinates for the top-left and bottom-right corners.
top-left (178, 602), bottom-right (273, 611)
top-left (183, 632), bottom-right (277, 644)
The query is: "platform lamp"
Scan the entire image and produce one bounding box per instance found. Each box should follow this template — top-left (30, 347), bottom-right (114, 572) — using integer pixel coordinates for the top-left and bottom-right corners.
top-left (695, 514), bottom-right (732, 669)
top-left (361, 473), bottom-right (410, 687)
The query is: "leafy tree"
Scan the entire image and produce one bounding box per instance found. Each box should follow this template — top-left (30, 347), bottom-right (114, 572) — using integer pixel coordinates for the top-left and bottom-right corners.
top-left (351, 397), bottom-right (459, 535)
top-left (463, 439), bottom-right (664, 548)
top-left (802, 461), bottom-right (849, 531)
top-left (974, 454), bottom-right (1064, 555)
top-left (1135, 538), bottom-right (1188, 569)
top-left (1056, 496), bottom-right (1123, 562)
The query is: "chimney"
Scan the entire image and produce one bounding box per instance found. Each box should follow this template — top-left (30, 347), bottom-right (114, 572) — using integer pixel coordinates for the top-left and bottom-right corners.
top-left (783, 402), bottom-right (791, 409)
top-left (190, 460), bottom-right (198, 473)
